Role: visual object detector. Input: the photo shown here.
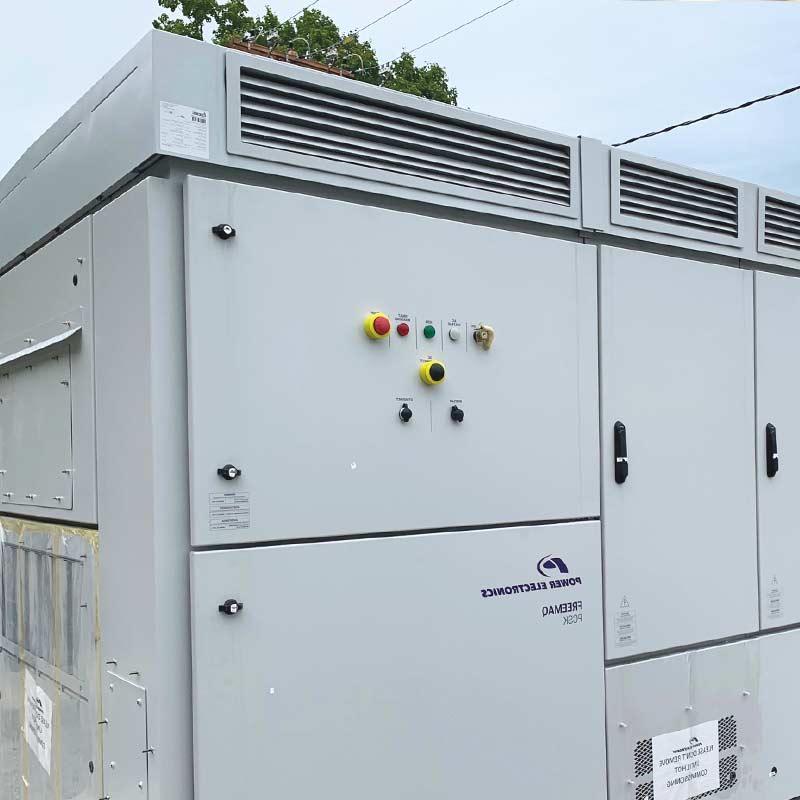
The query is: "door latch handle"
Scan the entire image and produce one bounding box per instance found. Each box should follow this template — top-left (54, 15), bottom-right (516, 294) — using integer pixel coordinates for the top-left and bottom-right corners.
top-left (766, 423), bottom-right (779, 478)
top-left (614, 421), bottom-right (629, 484)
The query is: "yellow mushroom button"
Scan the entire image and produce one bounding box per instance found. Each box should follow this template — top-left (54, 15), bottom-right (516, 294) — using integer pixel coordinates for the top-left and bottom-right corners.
top-left (419, 360), bottom-right (446, 385)
top-left (364, 312), bottom-right (391, 339)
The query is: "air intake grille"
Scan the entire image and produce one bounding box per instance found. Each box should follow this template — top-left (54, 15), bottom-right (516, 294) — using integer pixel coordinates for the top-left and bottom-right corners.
top-left (618, 160), bottom-right (738, 238)
top-left (764, 195), bottom-right (800, 251)
top-left (238, 68), bottom-right (571, 206)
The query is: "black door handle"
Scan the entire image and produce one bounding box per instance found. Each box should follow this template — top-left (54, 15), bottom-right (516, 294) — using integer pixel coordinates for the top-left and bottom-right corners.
top-left (766, 423), bottom-right (779, 478)
top-left (614, 421), bottom-right (629, 484)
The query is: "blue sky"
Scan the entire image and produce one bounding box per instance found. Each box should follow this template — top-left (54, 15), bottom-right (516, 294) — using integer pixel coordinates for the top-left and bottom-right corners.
top-left (2, 0), bottom-right (798, 191)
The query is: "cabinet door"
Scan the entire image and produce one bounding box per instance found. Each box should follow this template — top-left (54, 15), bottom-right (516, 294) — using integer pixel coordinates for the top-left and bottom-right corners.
top-left (184, 176), bottom-right (599, 546)
top-left (755, 272), bottom-right (800, 629)
top-left (601, 247), bottom-right (757, 656)
top-left (191, 522), bottom-right (606, 800)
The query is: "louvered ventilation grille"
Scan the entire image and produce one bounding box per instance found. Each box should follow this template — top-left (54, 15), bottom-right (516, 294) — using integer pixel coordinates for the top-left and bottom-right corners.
top-left (619, 160), bottom-right (738, 238)
top-left (764, 195), bottom-right (800, 251)
top-left (238, 68), bottom-right (571, 206)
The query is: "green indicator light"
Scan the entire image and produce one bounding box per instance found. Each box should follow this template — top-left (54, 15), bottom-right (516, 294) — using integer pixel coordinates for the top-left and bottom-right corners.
top-left (423, 324), bottom-right (436, 339)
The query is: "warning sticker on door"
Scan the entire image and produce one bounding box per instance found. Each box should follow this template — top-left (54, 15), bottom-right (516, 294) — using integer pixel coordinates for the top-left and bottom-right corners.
top-left (652, 719), bottom-right (719, 800)
top-left (24, 670), bottom-right (53, 775)
top-left (614, 596), bottom-right (637, 647)
top-left (209, 492), bottom-right (250, 531)
top-left (767, 575), bottom-right (783, 620)
top-left (159, 102), bottom-right (210, 159)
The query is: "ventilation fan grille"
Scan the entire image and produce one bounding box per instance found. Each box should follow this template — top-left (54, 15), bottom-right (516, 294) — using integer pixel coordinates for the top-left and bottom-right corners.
top-left (618, 160), bottom-right (739, 238)
top-left (238, 68), bottom-right (571, 206)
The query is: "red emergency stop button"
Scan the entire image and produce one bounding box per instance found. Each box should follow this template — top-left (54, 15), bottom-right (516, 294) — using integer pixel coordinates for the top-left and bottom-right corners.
top-left (364, 312), bottom-right (391, 339)
top-left (397, 322), bottom-right (410, 337)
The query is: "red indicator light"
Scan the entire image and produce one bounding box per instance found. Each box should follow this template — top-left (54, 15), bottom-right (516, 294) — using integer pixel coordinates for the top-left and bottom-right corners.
top-left (397, 322), bottom-right (410, 337)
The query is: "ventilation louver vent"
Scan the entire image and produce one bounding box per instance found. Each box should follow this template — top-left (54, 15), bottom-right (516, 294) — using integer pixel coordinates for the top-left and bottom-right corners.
top-left (764, 195), bottom-right (800, 252)
top-left (618, 160), bottom-right (739, 238)
top-left (238, 68), bottom-right (571, 206)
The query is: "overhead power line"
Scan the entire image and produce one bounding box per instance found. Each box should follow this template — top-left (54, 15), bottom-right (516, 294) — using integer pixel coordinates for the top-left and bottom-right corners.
top-left (355, 0), bottom-right (415, 36)
top-left (406, 0), bottom-right (516, 57)
top-left (286, 0), bottom-right (320, 23)
top-left (613, 82), bottom-right (800, 147)
top-left (356, 0), bottom-right (517, 75)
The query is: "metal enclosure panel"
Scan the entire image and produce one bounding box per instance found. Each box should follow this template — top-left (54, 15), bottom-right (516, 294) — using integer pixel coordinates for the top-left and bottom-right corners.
top-left (0, 351), bottom-right (73, 509)
top-left (605, 640), bottom-right (759, 800)
top-left (754, 271), bottom-right (800, 629)
top-left (103, 673), bottom-right (150, 798)
top-left (93, 177), bottom-right (193, 800)
top-left (185, 178), bottom-right (599, 545)
top-left (0, 35), bottom-right (156, 271)
top-left (191, 521), bottom-right (606, 800)
top-left (0, 219), bottom-right (96, 524)
top-left (756, 186), bottom-right (800, 264)
top-left (601, 246), bottom-right (757, 656)
top-left (757, 629), bottom-right (800, 799)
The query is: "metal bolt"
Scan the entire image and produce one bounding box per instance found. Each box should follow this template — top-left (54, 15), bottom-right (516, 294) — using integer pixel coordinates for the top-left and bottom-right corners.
top-left (109, 762), bottom-right (115, 769)
top-left (137, 699), bottom-right (143, 706)
top-left (77, 257), bottom-right (85, 264)
top-left (23, 338), bottom-right (35, 344)
top-left (109, 684), bottom-right (114, 692)
top-left (138, 782), bottom-right (144, 790)
top-left (742, 690), bottom-right (751, 697)
top-left (618, 722), bottom-right (628, 729)
top-left (53, 496), bottom-right (64, 503)
top-left (25, 494), bottom-right (37, 500)
top-left (685, 705), bottom-right (693, 712)
top-left (62, 320), bottom-right (73, 328)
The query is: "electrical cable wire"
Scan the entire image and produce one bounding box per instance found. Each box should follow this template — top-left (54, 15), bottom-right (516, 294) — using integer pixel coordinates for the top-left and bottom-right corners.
top-left (355, 0), bottom-right (518, 75)
top-left (286, 0), bottom-right (320, 23)
top-left (613, 82), bottom-right (800, 147)
top-left (355, 0), bottom-right (416, 35)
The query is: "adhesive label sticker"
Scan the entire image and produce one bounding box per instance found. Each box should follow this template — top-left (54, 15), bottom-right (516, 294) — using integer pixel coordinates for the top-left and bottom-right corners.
top-left (159, 102), bottom-right (210, 159)
top-left (209, 492), bottom-right (250, 531)
top-left (652, 719), bottom-right (719, 800)
top-left (24, 670), bottom-right (53, 775)
top-left (615, 595), bottom-right (637, 647)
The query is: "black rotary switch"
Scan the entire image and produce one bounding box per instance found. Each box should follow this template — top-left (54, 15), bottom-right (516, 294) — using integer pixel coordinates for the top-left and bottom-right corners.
top-left (218, 599), bottom-right (244, 615)
top-left (399, 403), bottom-right (413, 423)
top-left (212, 223), bottom-right (237, 240)
top-left (451, 405), bottom-right (465, 423)
top-left (217, 464), bottom-right (242, 481)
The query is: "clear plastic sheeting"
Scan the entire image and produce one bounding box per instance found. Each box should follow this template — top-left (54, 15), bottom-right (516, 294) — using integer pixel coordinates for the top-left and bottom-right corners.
top-left (0, 516), bottom-right (101, 800)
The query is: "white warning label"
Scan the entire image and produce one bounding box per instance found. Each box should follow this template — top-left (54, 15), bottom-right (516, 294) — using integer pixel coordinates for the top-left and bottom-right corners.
top-left (614, 596), bottom-right (637, 647)
top-left (767, 575), bottom-right (782, 619)
top-left (159, 101), bottom-right (210, 159)
top-left (24, 670), bottom-right (53, 775)
top-left (652, 719), bottom-right (719, 800)
top-left (209, 492), bottom-right (250, 531)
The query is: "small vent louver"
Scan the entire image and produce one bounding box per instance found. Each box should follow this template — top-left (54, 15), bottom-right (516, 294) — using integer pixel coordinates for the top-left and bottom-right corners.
top-left (764, 195), bottom-right (800, 251)
top-left (618, 160), bottom-right (739, 238)
top-left (237, 67), bottom-right (571, 206)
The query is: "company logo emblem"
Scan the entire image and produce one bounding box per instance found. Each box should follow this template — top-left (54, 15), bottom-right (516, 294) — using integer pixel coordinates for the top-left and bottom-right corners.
top-left (537, 555), bottom-right (569, 577)
top-left (689, 736), bottom-right (700, 746)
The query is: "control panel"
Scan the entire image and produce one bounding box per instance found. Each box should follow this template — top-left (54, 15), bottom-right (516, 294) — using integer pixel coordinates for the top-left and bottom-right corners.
top-left (184, 177), bottom-right (600, 545)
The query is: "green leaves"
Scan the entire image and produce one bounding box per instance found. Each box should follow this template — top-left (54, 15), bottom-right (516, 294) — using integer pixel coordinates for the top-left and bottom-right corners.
top-left (153, 1), bottom-right (458, 105)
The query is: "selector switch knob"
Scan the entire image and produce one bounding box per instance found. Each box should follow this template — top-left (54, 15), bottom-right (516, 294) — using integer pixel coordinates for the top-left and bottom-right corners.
top-left (217, 464), bottom-right (242, 481)
top-left (399, 403), bottom-right (413, 423)
top-left (364, 312), bottom-right (391, 339)
top-left (419, 360), bottom-right (446, 386)
top-left (451, 405), bottom-right (465, 423)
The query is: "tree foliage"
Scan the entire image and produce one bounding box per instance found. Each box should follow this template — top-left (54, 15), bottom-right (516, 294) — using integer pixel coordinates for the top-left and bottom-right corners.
top-left (153, 1), bottom-right (457, 104)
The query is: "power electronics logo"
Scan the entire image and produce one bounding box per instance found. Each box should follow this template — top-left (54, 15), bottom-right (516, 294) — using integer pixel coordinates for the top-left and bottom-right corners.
top-left (480, 555), bottom-right (582, 598)
top-left (537, 555), bottom-right (569, 577)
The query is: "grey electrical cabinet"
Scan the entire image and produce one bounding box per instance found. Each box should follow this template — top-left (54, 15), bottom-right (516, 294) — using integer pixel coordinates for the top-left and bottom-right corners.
top-left (2, 28), bottom-right (800, 800)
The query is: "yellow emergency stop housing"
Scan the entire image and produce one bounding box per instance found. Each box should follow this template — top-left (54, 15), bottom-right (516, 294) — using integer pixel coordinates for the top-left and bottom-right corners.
top-left (419, 360), bottom-right (446, 385)
top-left (364, 312), bottom-right (391, 339)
